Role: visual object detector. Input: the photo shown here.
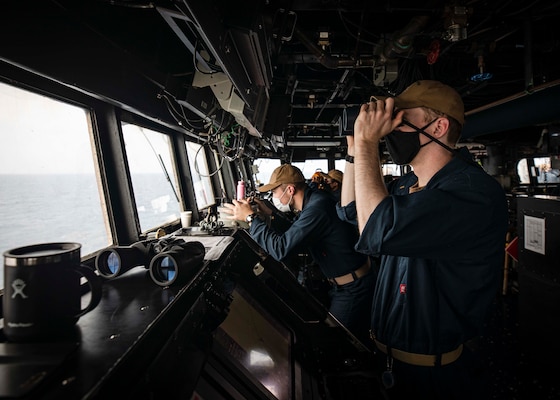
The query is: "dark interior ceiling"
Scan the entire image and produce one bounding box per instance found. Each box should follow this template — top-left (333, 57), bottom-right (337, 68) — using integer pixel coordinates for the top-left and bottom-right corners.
top-left (2, 0), bottom-right (560, 160)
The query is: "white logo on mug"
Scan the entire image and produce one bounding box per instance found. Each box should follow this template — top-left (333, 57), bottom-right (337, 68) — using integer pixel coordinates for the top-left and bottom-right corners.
top-left (11, 278), bottom-right (28, 299)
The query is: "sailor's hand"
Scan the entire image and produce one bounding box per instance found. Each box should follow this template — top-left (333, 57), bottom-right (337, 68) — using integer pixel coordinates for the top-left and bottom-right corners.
top-left (221, 199), bottom-right (254, 221)
top-left (354, 97), bottom-right (402, 144)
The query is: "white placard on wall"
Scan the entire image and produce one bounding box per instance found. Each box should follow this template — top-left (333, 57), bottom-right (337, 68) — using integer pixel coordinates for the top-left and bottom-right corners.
top-left (524, 215), bottom-right (546, 255)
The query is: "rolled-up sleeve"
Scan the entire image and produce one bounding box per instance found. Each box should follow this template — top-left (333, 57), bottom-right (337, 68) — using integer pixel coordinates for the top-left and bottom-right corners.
top-left (336, 200), bottom-right (358, 225)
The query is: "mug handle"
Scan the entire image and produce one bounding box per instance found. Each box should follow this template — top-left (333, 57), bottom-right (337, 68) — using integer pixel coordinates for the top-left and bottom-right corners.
top-left (74, 264), bottom-right (103, 317)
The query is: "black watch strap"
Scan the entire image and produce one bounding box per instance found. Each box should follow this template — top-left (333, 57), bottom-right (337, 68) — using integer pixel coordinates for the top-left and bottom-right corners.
top-left (345, 154), bottom-right (354, 163)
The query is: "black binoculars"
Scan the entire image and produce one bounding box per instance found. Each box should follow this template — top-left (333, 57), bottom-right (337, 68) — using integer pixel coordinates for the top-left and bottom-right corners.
top-left (339, 96), bottom-right (397, 135)
top-left (340, 106), bottom-right (360, 136)
top-left (149, 239), bottom-right (205, 286)
top-left (95, 240), bottom-right (156, 279)
top-left (95, 238), bottom-right (205, 286)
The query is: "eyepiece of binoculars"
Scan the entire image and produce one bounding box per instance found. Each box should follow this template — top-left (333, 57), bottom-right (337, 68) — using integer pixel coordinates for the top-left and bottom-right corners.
top-left (149, 241), bottom-right (205, 287)
top-left (340, 106), bottom-right (360, 136)
top-left (95, 248), bottom-right (124, 278)
top-left (95, 243), bottom-right (151, 278)
top-left (149, 253), bottom-right (180, 286)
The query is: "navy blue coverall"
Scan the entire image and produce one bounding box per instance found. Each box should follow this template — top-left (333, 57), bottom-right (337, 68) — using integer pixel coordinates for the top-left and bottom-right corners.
top-left (249, 186), bottom-right (375, 343)
top-left (339, 148), bottom-right (508, 399)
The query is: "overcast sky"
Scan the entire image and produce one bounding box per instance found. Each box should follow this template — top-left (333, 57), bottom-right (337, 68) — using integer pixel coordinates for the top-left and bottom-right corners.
top-left (0, 81), bottom-right (345, 179)
top-left (0, 82), bottom-right (161, 175)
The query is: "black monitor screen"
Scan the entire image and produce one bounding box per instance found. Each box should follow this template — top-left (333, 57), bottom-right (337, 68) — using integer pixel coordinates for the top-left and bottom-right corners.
top-left (214, 285), bottom-right (293, 400)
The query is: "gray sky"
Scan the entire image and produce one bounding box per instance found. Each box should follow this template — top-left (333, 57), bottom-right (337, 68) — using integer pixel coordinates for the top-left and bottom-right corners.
top-left (0, 82), bottom-right (97, 174)
top-left (0, 82), bottom-right (162, 175)
top-left (0, 81), bottom-right (346, 179)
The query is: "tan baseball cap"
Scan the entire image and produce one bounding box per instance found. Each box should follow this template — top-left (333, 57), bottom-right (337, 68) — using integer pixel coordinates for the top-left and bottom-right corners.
top-left (327, 169), bottom-right (343, 183)
top-left (257, 164), bottom-right (306, 192)
top-left (377, 80), bottom-right (465, 125)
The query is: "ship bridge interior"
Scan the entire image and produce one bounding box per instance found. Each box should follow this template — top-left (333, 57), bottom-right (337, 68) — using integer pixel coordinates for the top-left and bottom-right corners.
top-left (2, 1), bottom-right (560, 399)
top-left (2, 0), bottom-right (560, 162)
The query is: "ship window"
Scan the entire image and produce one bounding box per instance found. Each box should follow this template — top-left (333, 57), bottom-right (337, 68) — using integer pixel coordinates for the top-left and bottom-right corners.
top-left (381, 163), bottom-right (403, 183)
top-left (517, 157), bottom-right (560, 184)
top-left (253, 158), bottom-right (281, 188)
top-left (185, 141), bottom-right (216, 210)
top-left (122, 124), bottom-right (181, 232)
top-left (517, 158), bottom-right (530, 184)
top-left (334, 158), bottom-right (345, 172)
top-left (292, 159), bottom-right (328, 180)
top-left (212, 149), bottom-right (229, 202)
top-left (0, 82), bottom-right (110, 288)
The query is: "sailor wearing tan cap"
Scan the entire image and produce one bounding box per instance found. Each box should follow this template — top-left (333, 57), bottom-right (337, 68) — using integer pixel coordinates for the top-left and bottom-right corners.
top-left (221, 163), bottom-right (375, 345)
top-left (340, 80), bottom-right (508, 398)
top-left (309, 169), bottom-right (343, 201)
top-left (325, 169), bottom-right (343, 201)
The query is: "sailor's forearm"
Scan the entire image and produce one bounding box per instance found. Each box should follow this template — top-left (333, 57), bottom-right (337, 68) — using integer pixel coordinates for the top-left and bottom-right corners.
top-left (354, 141), bottom-right (388, 233)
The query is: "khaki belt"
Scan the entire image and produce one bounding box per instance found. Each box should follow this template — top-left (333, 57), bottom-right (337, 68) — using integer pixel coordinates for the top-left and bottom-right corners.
top-left (328, 261), bottom-right (370, 286)
top-left (374, 339), bottom-right (463, 367)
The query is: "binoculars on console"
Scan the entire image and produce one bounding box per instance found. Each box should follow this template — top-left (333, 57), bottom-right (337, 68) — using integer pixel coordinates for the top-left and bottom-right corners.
top-left (95, 238), bottom-right (205, 286)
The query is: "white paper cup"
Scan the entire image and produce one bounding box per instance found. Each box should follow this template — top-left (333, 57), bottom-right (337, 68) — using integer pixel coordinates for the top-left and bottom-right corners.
top-left (180, 211), bottom-right (192, 228)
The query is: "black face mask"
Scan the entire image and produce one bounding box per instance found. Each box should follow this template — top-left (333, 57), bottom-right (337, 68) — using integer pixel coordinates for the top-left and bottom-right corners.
top-left (385, 119), bottom-right (438, 165)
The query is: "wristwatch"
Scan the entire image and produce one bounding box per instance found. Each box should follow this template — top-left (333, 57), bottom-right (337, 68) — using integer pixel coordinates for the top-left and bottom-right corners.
top-left (345, 154), bottom-right (354, 163)
top-left (245, 213), bottom-right (258, 225)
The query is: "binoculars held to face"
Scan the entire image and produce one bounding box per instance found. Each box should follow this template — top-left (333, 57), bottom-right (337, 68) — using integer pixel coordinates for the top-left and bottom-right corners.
top-left (340, 106), bottom-right (360, 136)
top-left (95, 238), bottom-right (205, 286)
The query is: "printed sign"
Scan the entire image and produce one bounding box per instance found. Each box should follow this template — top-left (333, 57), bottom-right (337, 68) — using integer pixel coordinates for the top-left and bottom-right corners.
top-left (524, 215), bottom-right (545, 255)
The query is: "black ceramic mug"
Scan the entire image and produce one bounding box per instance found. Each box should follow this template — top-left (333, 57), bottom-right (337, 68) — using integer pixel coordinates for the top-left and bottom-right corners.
top-left (2, 242), bottom-right (102, 342)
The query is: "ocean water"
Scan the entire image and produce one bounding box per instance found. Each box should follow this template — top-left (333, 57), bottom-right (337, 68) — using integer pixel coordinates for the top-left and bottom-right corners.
top-left (0, 174), bottom-right (182, 288)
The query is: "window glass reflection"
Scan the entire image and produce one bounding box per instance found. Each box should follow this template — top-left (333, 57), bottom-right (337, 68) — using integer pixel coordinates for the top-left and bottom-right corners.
top-left (254, 158), bottom-right (281, 188)
top-left (185, 141), bottom-right (216, 210)
top-left (123, 124), bottom-right (181, 231)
